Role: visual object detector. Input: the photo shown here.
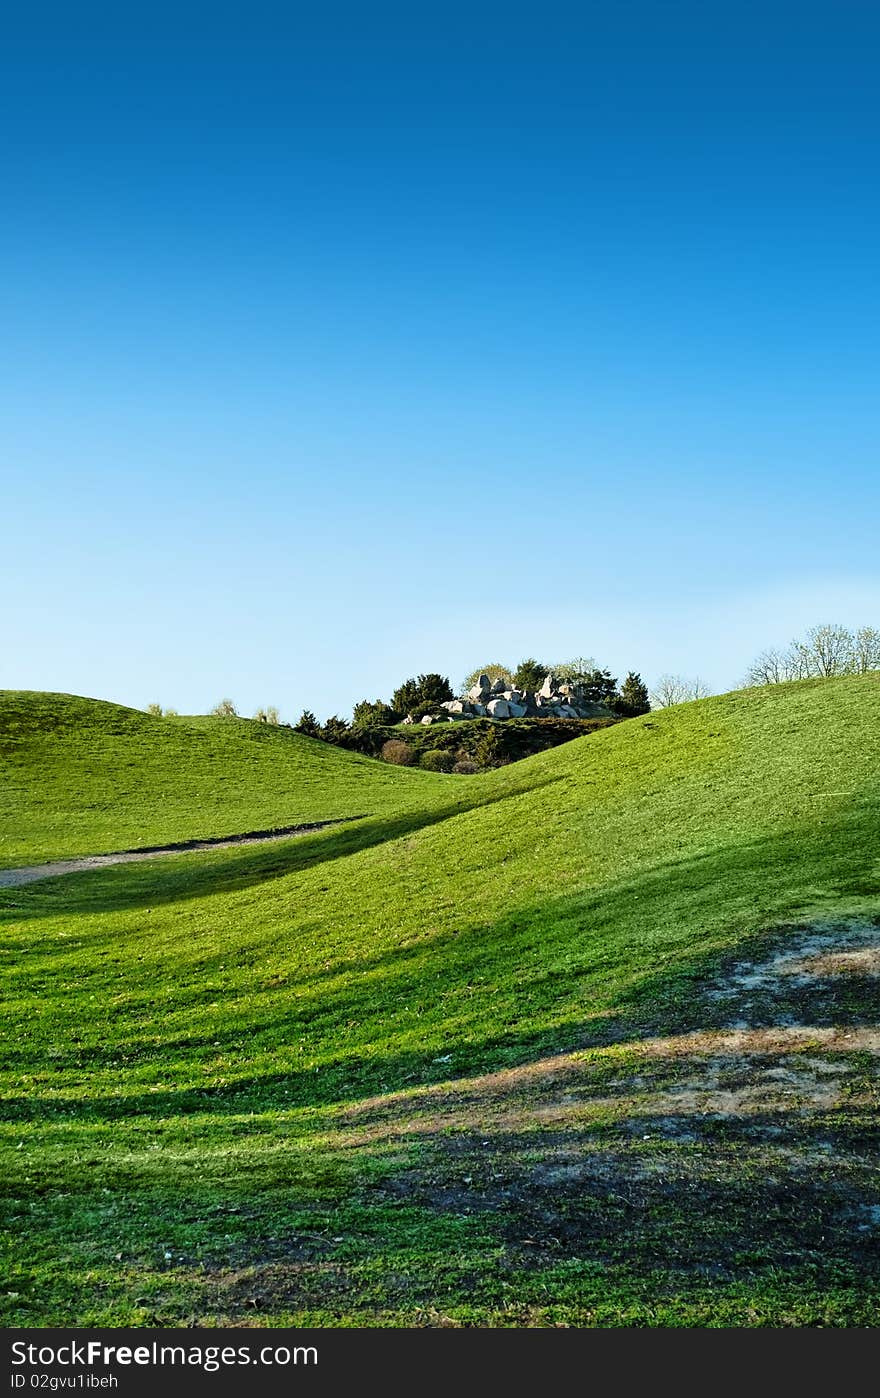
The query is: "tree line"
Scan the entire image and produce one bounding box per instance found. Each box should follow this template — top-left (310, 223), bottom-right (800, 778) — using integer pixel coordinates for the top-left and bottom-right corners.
top-left (744, 624), bottom-right (880, 686)
top-left (144, 621), bottom-right (879, 734)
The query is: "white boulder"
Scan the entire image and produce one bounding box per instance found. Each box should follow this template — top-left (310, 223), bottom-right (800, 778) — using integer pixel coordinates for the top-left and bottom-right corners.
top-left (487, 698), bottom-right (511, 718)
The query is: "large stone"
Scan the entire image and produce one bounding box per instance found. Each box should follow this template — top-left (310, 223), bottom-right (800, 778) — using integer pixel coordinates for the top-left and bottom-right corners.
top-left (487, 697), bottom-right (511, 718)
top-left (471, 703), bottom-right (488, 716)
top-left (442, 699), bottom-right (467, 714)
top-left (539, 672), bottom-right (557, 698)
top-left (492, 676), bottom-right (508, 693)
top-left (467, 676), bottom-right (491, 702)
top-left (507, 702), bottom-right (527, 717)
top-left (420, 714), bottom-right (435, 725)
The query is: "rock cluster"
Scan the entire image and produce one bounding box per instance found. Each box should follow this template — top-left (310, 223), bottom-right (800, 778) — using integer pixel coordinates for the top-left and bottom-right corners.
top-left (439, 673), bottom-right (611, 721)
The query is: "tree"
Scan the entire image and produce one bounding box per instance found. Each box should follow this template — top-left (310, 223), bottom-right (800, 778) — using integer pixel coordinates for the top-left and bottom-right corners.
top-left (651, 674), bottom-right (710, 708)
top-left (577, 667), bottom-right (618, 705)
top-left (790, 623), bottom-right (854, 678)
top-left (321, 715), bottom-right (350, 744)
top-left (852, 625), bottom-right (880, 673)
top-left (253, 705), bottom-right (280, 724)
top-left (744, 647), bottom-right (793, 686)
top-left (293, 709), bottom-right (321, 738)
top-left (211, 698), bottom-right (238, 718)
top-left (391, 673), bottom-right (453, 715)
top-left (743, 623), bottom-right (880, 686)
top-left (553, 656), bottom-right (598, 684)
top-left (352, 699), bottom-right (399, 730)
top-left (512, 658), bottom-right (548, 692)
top-left (146, 702), bottom-right (163, 717)
top-left (461, 663), bottom-right (512, 694)
top-left (614, 672), bottom-right (651, 717)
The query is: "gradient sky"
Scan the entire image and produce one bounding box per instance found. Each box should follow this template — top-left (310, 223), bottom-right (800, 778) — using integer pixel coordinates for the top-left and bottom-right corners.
top-left (3, 3), bottom-right (879, 720)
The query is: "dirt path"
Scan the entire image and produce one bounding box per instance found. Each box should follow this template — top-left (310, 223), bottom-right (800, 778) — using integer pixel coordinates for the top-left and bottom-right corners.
top-left (0, 818), bottom-right (356, 887)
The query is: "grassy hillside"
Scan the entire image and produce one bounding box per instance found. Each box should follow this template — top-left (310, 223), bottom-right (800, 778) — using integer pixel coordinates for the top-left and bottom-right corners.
top-left (0, 691), bottom-right (455, 867)
top-left (1, 675), bottom-right (879, 1325)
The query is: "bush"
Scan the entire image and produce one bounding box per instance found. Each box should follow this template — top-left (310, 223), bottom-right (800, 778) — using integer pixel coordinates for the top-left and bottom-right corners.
top-left (381, 739), bottom-right (416, 766)
top-left (211, 698), bottom-right (238, 718)
top-left (420, 749), bottom-right (454, 772)
top-left (451, 757), bottom-right (480, 775)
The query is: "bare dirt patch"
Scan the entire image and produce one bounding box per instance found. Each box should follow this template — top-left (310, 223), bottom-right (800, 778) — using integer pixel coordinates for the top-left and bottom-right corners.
top-left (319, 917), bottom-right (880, 1291)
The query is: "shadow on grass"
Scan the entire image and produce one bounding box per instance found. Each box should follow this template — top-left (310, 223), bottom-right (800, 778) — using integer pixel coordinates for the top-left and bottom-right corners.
top-left (3, 1098), bottom-right (880, 1325)
top-left (3, 800), bottom-right (879, 1122)
top-left (0, 773), bottom-right (567, 921)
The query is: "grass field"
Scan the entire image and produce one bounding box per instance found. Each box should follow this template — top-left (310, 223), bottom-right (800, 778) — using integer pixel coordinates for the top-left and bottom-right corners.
top-left (0, 691), bottom-right (454, 867)
top-left (1, 676), bottom-right (879, 1325)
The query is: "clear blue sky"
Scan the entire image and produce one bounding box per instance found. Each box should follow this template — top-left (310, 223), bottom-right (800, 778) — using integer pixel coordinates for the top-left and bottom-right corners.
top-left (3, 3), bottom-right (879, 719)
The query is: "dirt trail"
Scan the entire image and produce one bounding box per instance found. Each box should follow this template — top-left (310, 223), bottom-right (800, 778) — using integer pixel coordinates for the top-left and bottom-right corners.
top-left (0, 818), bottom-right (356, 887)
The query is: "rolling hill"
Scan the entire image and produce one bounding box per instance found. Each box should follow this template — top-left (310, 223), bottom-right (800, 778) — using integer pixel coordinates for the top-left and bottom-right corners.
top-left (0, 691), bottom-right (454, 867)
top-left (1, 675), bottom-right (878, 1325)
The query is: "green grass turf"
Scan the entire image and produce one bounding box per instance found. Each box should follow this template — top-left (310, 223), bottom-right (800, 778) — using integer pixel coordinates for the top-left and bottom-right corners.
top-left (0, 691), bottom-right (455, 867)
top-left (1, 675), bottom-right (879, 1325)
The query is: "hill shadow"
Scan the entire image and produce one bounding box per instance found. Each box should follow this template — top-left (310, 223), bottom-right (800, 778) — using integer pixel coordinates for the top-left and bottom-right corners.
top-left (0, 773), bottom-right (565, 921)
top-left (3, 800), bottom-right (878, 1123)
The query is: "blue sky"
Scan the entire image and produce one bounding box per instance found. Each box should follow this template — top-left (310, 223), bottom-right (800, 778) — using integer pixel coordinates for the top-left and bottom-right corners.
top-left (3, 4), bottom-right (879, 719)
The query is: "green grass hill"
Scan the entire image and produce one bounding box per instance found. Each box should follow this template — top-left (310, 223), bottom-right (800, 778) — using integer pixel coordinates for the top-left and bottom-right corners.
top-left (0, 691), bottom-right (453, 867)
top-left (1, 675), bottom-right (879, 1325)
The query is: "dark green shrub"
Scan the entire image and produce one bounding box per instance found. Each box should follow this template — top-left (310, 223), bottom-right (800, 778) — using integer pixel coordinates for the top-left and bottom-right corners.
top-left (352, 699), bottom-right (399, 729)
top-left (513, 658), bottom-right (548, 691)
top-left (391, 673), bottom-right (453, 714)
top-left (473, 725), bottom-right (503, 767)
top-left (420, 749), bottom-right (454, 772)
top-left (381, 739), bottom-right (416, 766)
top-left (410, 701), bottom-right (449, 721)
top-left (321, 715), bottom-right (350, 744)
